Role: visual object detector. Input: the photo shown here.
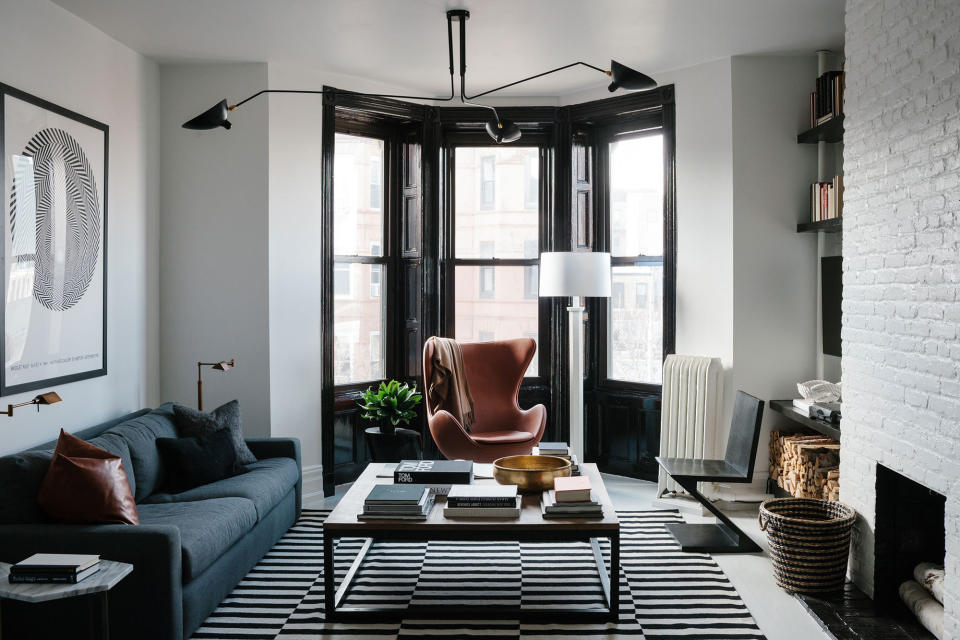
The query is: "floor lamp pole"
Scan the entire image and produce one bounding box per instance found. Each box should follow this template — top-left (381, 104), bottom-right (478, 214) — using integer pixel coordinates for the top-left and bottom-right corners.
top-left (568, 296), bottom-right (585, 461)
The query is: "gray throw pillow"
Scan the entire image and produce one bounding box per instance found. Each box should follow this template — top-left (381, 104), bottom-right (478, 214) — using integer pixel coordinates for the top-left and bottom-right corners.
top-left (172, 400), bottom-right (257, 465)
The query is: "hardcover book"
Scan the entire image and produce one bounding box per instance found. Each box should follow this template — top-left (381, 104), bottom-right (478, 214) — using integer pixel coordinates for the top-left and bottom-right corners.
top-left (12, 554), bottom-right (100, 573)
top-left (443, 496), bottom-right (522, 518)
top-left (446, 484), bottom-right (518, 508)
top-left (394, 460), bottom-right (473, 485)
top-left (536, 442), bottom-right (568, 454)
top-left (9, 565), bottom-right (101, 584)
top-left (554, 475), bottom-right (592, 502)
top-left (365, 484), bottom-right (429, 505)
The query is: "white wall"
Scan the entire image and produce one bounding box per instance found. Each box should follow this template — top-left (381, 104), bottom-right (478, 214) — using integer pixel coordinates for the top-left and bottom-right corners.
top-left (842, 0), bottom-right (960, 633)
top-left (730, 55), bottom-right (819, 490)
top-left (158, 63), bottom-right (271, 437)
top-left (0, 0), bottom-right (158, 454)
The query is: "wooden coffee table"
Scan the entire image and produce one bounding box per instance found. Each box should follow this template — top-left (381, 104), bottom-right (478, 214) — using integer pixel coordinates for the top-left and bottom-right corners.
top-left (323, 462), bottom-right (620, 622)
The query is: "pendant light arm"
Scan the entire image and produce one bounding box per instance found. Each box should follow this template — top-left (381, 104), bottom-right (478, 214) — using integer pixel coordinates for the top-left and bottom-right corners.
top-left (463, 61), bottom-right (609, 100)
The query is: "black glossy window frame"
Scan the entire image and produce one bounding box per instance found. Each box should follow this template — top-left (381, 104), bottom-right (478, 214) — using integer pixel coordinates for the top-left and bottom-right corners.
top-left (320, 87), bottom-right (677, 495)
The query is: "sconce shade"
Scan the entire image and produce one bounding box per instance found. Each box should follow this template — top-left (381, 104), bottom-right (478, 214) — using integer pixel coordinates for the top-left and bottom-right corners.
top-left (183, 99), bottom-right (232, 130)
top-left (539, 252), bottom-right (612, 298)
top-left (35, 392), bottom-right (62, 405)
top-left (211, 360), bottom-right (234, 371)
top-left (607, 60), bottom-right (657, 92)
top-left (485, 119), bottom-right (522, 144)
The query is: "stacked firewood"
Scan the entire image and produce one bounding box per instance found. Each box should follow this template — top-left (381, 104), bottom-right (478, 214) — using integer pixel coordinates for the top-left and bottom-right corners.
top-left (769, 432), bottom-right (841, 500)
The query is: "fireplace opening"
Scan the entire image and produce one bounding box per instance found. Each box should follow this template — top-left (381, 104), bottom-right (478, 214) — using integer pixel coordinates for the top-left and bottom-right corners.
top-left (874, 464), bottom-right (946, 612)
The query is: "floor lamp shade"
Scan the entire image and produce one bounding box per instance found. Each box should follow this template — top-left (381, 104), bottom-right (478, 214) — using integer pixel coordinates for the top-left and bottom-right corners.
top-left (539, 252), bottom-right (612, 298)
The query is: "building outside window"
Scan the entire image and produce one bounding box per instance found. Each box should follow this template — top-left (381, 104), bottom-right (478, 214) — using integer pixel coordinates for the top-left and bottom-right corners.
top-left (453, 146), bottom-right (541, 376)
top-left (333, 133), bottom-right (387, 385)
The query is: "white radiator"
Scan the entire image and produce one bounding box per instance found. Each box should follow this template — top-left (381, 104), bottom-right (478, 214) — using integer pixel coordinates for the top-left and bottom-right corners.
top-left (657, 355), bottom-right (724, 497)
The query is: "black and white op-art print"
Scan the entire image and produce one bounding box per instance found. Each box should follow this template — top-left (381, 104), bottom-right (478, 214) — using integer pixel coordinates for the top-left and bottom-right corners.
top-left (1, 84), bottom-right (107, 395)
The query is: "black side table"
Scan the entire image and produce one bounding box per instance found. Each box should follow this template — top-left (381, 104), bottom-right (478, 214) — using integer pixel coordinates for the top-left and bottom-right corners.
top-left (364, 426), bottom-right (423, 462)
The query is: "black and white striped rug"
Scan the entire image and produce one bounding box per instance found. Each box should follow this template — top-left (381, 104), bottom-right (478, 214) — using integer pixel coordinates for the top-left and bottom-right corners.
top-left (192, 509), bottom-right (765, 639)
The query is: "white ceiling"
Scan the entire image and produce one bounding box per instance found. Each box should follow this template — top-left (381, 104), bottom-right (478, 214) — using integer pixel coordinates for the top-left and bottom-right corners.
top-left (52, 0), bottom-right (844, 97)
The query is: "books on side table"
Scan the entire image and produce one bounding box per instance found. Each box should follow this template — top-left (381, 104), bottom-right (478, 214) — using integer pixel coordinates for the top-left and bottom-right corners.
top-left (541, 476), bottom-right (603, 519)
top-left (359, 484), bottom-right (434, 521)
top-left (443, 484), bottom-right (520, 518)
top-left (394, 459), bottom-right (473, 495)
top-left (9, 554), bottom-right (101, 584)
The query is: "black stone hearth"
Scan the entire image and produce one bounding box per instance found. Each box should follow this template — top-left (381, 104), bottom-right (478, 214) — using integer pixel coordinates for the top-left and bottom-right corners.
top-left (794, 465), bottom-right (944, 639)
top-left (797, 583), bottom-right (936, 640)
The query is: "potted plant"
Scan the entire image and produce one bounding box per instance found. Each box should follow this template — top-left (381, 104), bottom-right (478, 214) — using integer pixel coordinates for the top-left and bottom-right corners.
top-left (358, 380), bottom-right (422, 435)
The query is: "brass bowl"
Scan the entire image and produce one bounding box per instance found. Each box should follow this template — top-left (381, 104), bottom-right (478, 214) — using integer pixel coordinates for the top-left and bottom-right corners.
top-left (493, 455), bottom-right (572, 493)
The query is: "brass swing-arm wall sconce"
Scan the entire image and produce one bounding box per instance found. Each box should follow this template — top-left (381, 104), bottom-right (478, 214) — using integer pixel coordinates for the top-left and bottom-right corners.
top-left (4, 391), bottom-right (62, 417)
top-left (197, 359), bottom-right (235, 411)
top-left (182, 9), bottom-right (656, 144)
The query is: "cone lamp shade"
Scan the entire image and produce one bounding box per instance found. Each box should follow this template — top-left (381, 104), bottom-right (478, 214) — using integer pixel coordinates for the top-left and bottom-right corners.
top-left (607, 60), bottom-right (657, 92)
top-left (485, 119), bottom-right (522, 144)
top-left (539, 252), bottom-right (612, 298)
top-left (183, 99), bottom-right (232, 130)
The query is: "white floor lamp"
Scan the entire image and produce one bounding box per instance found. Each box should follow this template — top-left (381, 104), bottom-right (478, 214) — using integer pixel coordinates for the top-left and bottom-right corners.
top-left (539, 252), bottom-right (612, 461)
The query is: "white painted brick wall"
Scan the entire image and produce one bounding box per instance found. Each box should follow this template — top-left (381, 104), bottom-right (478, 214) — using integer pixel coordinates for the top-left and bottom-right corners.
top-left (843, 0), bottom-right (960, 636)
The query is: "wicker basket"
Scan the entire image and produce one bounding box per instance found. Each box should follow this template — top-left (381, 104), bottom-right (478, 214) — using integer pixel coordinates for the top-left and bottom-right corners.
top-left (758, 498), bottom-right (856, 594)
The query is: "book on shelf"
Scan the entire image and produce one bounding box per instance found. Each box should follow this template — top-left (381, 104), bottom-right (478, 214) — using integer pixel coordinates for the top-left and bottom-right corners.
top-left (810, 175), bottom-right (843, 222)
top-left (443, 496), bottom-right (522, 518)
top-left (809, 70), bottom-right (845, 128)
top-left (554, 475), bottom-right (592, 502)
top-left (394, 460), bottom-right (472, 493)
top-left (446, 484), bottom-right (518, 508)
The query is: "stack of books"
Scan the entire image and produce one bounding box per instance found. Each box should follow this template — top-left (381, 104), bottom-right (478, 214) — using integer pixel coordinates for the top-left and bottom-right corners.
top-left (9, 554), bottom-right (101, 584)
top-left (540, 476), bottom-right (603, 519)
top-left (443, 484), bottom-right (521, 518)
top-left (532, 442), bottom-right (580, 475)
top-left (810, 174), bottom-right (843, 222)
top-left (394, 459), bottom-right (473, 495)
top-left (809, 70), bottom-right (845, 127)
top-left (358, 484), bottom-right (434, 521)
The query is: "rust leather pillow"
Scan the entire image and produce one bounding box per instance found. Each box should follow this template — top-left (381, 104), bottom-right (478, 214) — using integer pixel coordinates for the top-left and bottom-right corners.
top-left (37, 429), bottom-right (139, 525)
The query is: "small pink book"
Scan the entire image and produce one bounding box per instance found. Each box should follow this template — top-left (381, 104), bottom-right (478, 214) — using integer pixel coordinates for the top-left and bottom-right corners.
top-left (554, 476), bottom-right (592, 502)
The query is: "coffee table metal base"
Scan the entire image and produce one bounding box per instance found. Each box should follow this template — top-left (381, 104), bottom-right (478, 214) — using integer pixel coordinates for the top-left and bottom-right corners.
top-left (323, 529), bottom-right (620, 622)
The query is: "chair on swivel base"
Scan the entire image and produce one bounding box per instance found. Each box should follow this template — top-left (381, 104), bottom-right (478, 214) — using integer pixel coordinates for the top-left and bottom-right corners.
top-left (656, 391), bottom-right (765, 553)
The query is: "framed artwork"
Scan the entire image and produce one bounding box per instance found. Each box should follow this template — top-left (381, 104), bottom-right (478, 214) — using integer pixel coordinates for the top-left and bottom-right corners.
top-left (0, 83), bottom-right (107, 396)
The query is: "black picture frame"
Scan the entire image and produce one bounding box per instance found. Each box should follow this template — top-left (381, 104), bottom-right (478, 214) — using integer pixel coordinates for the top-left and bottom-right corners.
top-left (0, 82), bottom-right (108, 396)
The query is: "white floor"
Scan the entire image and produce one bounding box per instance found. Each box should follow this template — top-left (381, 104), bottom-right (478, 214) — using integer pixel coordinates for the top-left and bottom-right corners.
top-left (305, 473), bottom-right (831, 640)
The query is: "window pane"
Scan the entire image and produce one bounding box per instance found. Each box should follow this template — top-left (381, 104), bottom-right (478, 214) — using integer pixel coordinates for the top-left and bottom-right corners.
top-left (334, 263), bottom-right (386, 384)
top-left (608, 264), bottom-right (662, 384)
top-left (609, 134), bottom-right (663, 257)
top-left (454, 265), bottom-right (539, 376)
top-left (334, 133), bottom-right (384, 256)
top-left (455, 147), bottom-right (539, 259)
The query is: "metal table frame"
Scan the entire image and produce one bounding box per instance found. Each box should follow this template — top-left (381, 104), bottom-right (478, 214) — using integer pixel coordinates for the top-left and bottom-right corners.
top-left (323, 526), bottom-right (620, 622)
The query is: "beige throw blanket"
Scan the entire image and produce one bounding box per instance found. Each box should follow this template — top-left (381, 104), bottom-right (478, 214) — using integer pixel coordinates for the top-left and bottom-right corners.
top-left (427, 337), bottom-right (475, 432)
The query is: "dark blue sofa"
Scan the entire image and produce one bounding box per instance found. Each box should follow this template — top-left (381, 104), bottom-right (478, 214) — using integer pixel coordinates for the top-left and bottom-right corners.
top-left (0, 403), bottom-right (302, 640)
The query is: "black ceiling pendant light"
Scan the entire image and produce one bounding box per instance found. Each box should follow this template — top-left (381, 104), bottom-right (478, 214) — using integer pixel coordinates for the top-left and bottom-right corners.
top-left (182, 9), bottom-right (656, 143)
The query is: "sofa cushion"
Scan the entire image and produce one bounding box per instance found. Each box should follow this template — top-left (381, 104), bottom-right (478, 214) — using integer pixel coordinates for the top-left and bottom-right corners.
top-left (173, 400), bottom-right (257, 465)
top-left (156, 428), bottom-right (240, 493)
top-left (144, 457), bottom-right (300, 520)
top-left (101, 403), bottom-right (178, 502)
top-left (38, 430), bottom-right (139, 525)
top-left (0, 451), bottom-right (53, 524)
top-left (85, 431), bottom-right (136, 499)
top-left (137, 497), bottom-right (257, 582)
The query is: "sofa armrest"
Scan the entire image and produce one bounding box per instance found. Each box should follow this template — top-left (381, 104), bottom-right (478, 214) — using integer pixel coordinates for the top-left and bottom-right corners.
top-left (245, 437), bottom-right (301, 466)
top-left (245, 437), bottom-right (302, 517)
top-left (0, 524), bottom-right (183, 640)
